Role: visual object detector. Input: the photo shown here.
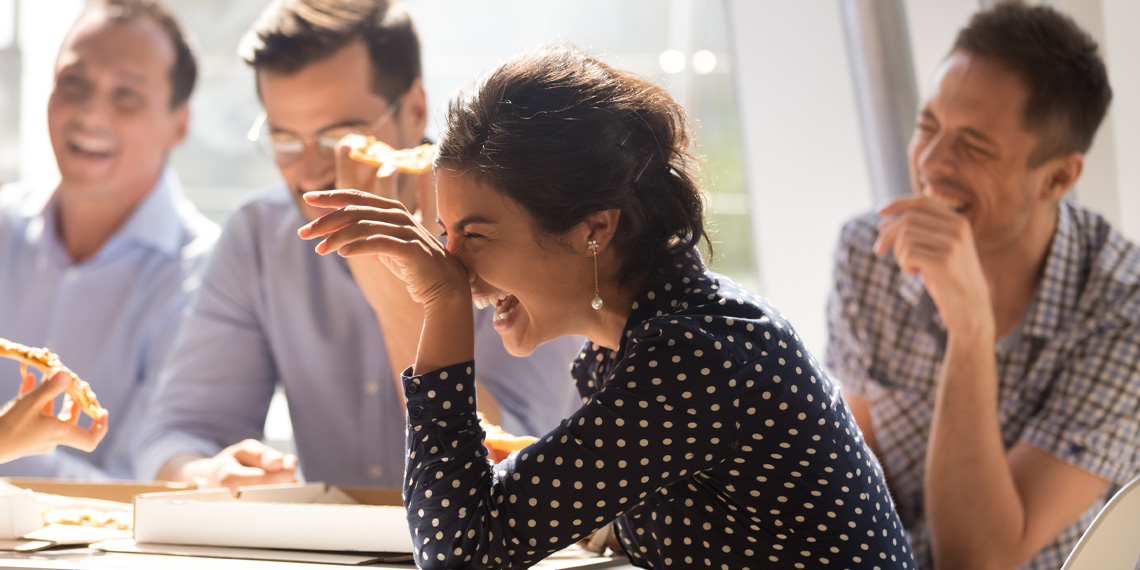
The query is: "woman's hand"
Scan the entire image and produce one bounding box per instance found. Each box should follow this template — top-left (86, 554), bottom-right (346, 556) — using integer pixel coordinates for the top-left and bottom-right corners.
top-left (298, 144), bottom-right (476, 374)
top-left (297, 187), bottom-right (471, 310)
top-left (0, 371), bottom-right (109, 465)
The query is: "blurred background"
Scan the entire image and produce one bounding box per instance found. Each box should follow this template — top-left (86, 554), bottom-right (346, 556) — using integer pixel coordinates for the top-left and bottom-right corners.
top-left (1, 0), bottom-right (1138, 446)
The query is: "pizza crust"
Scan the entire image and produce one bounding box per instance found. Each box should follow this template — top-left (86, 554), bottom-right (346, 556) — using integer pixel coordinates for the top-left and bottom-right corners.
top-left (0, 337), bottom-right (103, 419)
top-left (341, 134), bottom-right (436, 174)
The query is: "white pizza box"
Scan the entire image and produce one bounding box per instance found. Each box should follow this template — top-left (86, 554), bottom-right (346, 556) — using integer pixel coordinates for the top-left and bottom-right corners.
top-left (2, 478), bottom-right (195, 503)
top-left (133, 482), bottom-right (414, 554)
top-left (0, 483), bottom-right (41, 539)
top-left (0, 478), bottom-right (190, 550)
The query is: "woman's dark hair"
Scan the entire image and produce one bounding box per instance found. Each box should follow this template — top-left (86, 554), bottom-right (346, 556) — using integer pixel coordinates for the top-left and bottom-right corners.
top-left (81, 0), bottom-right (197, 109)
top-left (952, 3), bottom-right (1112, 165)
top-left (239, 0), bottom-right (420, 103)
top-left (437, 45), bottom-right (710, 288)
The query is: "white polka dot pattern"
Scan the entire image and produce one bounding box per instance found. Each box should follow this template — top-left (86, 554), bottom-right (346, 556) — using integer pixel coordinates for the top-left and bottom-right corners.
top-left (402, 258), bottom-right (916, 569)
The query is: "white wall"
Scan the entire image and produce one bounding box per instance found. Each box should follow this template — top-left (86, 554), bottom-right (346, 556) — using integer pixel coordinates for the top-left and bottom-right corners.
top-left (726, 0), bottom-right (873, 357)
top-left (1101, 0), bottom-right (1140, 243)
top-left (16, 0), bottom-right (82, 187)
top-left (903, 0), bottom-right (976, 101)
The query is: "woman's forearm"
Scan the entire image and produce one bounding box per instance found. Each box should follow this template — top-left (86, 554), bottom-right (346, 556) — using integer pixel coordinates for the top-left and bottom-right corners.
top-left (414, 295), bottom-right (475, 375)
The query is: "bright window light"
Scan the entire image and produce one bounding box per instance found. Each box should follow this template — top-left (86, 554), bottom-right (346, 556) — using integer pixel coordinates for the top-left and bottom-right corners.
top-left (659, 49), bottom-right (686, 74)
top-left (692, 50), bottom-right (717, 75)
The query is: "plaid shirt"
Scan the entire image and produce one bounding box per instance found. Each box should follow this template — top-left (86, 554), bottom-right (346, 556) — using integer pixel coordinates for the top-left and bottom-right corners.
top-left (826, 200), bottom-right (1140, 570)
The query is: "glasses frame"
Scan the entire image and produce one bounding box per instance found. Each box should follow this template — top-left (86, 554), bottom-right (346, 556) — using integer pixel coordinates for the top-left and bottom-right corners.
top-left (246, 97), bottom-right (404, 167)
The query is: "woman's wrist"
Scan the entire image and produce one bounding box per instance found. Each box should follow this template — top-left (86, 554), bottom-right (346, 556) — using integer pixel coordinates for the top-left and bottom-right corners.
top-left (414, 293), bottom-right (476, 375)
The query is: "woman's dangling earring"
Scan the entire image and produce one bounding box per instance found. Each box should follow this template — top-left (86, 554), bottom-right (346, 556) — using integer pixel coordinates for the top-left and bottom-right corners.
top-left (588, 239), bottom-right (603, 310)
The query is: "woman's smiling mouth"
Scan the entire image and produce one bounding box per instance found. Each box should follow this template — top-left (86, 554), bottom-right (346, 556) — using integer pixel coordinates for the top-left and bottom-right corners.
top-left (473, 292), bottom-right (520, 325)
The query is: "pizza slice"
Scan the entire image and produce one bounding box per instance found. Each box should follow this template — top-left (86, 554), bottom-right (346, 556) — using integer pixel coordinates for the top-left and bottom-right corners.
top-left (478, 412), bottom-right (538, 463)
top-left (1, 337), bottom-right (103, 419)
top-left (341, 134), bottom-right (436, 175)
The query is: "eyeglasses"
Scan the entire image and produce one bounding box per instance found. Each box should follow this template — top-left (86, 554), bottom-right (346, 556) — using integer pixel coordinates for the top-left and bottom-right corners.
top-left (246, 98), bottom-right (403, 168)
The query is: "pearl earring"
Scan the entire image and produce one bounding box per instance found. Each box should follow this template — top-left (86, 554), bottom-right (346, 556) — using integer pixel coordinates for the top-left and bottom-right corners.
top-left (588, 239), bottom-right (603, 310)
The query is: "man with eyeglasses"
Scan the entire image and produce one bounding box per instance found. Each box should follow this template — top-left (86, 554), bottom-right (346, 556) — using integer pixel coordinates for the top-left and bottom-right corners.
top-left (0, 0), bottom-right (217, 480)
top-left (134, 0), bottom-right (583, 489)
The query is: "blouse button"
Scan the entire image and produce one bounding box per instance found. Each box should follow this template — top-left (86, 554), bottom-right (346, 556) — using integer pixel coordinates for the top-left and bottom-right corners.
top-left (407, 383), bottom-right (419, 394)
top-left (410, 406), bottom-right (424, 419)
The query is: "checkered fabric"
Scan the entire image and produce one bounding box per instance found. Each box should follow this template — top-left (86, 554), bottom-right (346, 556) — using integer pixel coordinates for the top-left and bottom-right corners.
top-left (826, 200), bottom-right (1140, 569)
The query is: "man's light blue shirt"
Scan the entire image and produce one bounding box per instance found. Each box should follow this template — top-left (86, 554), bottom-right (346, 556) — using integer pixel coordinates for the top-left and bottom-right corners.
top-left (136, 187), bottom-right (583, 488)
top-left (0, 171), bottom-right (219, 479)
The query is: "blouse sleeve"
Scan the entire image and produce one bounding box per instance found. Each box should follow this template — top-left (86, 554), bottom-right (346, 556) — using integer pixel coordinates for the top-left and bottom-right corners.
top-left (402, 324), bottom-right (744, 570)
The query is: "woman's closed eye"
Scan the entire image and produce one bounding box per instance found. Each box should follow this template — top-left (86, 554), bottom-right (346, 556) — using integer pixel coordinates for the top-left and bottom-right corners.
top-left (441, 230), bottom-right (486, 241)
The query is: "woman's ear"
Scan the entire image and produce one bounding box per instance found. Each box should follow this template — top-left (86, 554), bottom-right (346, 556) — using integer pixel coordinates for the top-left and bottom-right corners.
top-left (580, 209), bottom-right (622, 254)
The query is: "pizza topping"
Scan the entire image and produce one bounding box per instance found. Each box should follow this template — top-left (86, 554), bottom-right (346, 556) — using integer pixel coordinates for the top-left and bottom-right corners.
top-left (0, 337), bottom-right (103, 419)
top-left (41, 506), bottom-right (132, 531)
top-left (341, 133), bottom-right (436, 174)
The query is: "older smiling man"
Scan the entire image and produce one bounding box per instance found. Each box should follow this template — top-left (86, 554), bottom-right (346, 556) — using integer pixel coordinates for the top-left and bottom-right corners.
top-left (0, 0), bottom-right (217, 479)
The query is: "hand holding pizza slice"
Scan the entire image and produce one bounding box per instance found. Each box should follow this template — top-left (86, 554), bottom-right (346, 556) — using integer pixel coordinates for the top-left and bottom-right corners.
top-left (0, 339), bottom-right (108, 463)
top-left (1, 337), bottom-right (103, 419)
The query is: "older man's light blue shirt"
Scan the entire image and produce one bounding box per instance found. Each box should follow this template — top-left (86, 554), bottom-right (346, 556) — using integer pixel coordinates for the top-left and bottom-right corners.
top-left (136, 187), bottom-right (583, 488)
top-left (0, 172), bottom-right (218, 479)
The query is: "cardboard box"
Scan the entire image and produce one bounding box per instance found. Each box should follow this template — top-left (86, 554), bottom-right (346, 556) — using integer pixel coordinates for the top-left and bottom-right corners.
top-left (0, 484), bottom-right (41, 539)
top-left (133, 482), bottom-right (413, 554)
top-left (2, 478), bottom-right (194, 503)
top-left (0, 478), bottom-right (193, 551)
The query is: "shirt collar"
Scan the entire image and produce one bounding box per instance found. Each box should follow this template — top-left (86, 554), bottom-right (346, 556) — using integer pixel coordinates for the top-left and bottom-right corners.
top-left (572, 250), bottom-right (707, 381)
top-left (624, 250), bottom-right (707, 333)
top-left (17, 178), bottom-right (57, 217)
top-left (1021, 201), bottom-right (1080, 338)
top-left (110, 169), bottom-right (187, 257)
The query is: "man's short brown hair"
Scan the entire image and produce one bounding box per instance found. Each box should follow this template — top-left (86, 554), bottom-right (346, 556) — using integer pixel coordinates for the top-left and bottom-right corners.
top-left (239, 0), bottom-right (421, 103)
top-left (952, 4), bottom-right (1112, 165)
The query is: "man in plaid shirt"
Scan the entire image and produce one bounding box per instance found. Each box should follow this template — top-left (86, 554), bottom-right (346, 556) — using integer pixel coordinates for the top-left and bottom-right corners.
top-left (827, 4), bottom-right (1140, 570)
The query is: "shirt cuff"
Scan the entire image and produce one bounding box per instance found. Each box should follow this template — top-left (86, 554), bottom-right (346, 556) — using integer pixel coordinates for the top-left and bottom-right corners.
top-left (1021, 427), bottom-right (1139, 486)
top-left (135, 433), bottom-right (225, 482)
top-left (402, 361), bottom-right (477, 426)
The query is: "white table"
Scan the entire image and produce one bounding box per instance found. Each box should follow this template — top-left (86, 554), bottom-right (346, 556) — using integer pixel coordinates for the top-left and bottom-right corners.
top-left (0, 548), bottom-right (639, 569)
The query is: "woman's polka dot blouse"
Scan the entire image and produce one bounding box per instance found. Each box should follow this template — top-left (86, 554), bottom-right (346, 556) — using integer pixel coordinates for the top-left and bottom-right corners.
top-left (402, 257), bottom-right (916, 569)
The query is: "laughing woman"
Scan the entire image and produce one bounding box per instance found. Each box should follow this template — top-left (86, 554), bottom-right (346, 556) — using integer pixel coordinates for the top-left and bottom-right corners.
top-left (299, 46), bottom-right (915, 570)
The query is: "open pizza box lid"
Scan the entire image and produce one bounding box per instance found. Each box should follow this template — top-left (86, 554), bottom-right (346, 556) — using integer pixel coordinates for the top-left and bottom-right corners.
top-left (132, 482), bottom-right (414, 555)
top-left (0, 478), bottom-right (192, 550)
top-left (0, 483), bottom-right (40, 540)
top-left (128, 482), bottom-right (629, 568)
